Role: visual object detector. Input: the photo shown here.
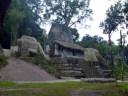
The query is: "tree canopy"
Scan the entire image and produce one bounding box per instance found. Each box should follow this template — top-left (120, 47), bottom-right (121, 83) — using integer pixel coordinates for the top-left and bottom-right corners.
top-left (0, 0), bottom-right (46, 49)
top-left (43, 0), bottom-right (92, 27)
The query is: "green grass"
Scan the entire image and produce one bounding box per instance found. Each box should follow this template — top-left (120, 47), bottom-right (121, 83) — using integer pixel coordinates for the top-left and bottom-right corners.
top-left (0, 81), bottom-right (16, 88)
top-left (0, 81), bottom-right (128, 96)
top-left (82, 83), bottom-right (126, 96)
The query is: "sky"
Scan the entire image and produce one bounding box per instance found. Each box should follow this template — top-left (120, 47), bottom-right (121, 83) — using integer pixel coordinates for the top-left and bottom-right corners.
top-left (41, 0), bottom-right (127, 45)
top-left (78, 0), bottom-right (127, 45)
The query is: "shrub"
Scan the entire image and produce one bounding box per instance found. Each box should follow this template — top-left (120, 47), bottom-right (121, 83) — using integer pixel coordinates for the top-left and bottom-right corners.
top-left (0, 55), bottom-right (8, 69)
top-left (121, 84), bottom-right (128, 93)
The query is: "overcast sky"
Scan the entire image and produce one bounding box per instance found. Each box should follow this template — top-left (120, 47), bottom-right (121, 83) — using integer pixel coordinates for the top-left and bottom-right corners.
top-left (78, 0), bottom-right (127, 45)
top-left (42, 0), bottom-right (127, 45)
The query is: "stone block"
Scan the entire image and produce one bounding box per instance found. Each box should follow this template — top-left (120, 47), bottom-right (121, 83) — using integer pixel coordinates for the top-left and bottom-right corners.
top-left (81, 78), bottom-right (116, 83)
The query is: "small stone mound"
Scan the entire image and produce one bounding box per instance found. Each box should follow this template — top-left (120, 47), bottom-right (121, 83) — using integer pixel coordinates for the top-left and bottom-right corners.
top-left (0, 58), bottom-right (58, 81)
top-left (81, 78), bottom-right (116, 83)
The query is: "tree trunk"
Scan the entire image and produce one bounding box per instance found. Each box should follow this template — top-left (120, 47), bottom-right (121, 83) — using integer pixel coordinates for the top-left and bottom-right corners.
top-left (108, 33), bottom-right (114, 68)
top-left (121, 48), bottom-right (124, 81)
top-left (120, 31), bottom-right (125, 81)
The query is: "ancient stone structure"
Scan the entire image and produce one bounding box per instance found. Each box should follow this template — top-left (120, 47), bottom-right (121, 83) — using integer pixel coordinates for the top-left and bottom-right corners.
top-left (16, 36), bottom-right (49, 59)
top-left (84, 48), bottom-right (99, 62)
top-left (82, 48), bottom-right (111, 78)
top-left (81, 78), bottom-right (116, 83)
top-left (46, 23), bottom-right (73, 56)
top-left (2, 36), bottom-right (50, 60)
top-left (17, 36), bottom-right (40, 56)
top-left (3, 49), bottom-right (11, 56)
top-left (46, 23), bottom-right (111, 77)
top-left (46, 23), bottom-right (85, 77)
top-left (50, 40), bottom-right (85, 77)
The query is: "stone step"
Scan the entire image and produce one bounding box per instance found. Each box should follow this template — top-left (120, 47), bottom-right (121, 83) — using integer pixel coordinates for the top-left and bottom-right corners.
top-left (61, 70), bottom-right (84, 77)
top-left (54, 63), bottom-right (80, 67)
top-left (57, 67), bottom-right (82, 71)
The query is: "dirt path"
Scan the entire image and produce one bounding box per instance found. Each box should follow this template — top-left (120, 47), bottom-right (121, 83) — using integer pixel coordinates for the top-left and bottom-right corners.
top-left (80, 92), bottom-right (102, 96)
top-left (0, 58), bottom-right (58, 81)
top-left (70, 88), bottom-right (104, 96)
top-left (70, 88), bottom-right (85, 96)
top-left (0, 88), bottom-right (40, 91)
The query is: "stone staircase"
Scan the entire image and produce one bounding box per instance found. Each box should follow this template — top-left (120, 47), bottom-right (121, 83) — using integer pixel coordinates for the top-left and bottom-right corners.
top-left (50, 57), bottom-right (111, 78)
top-left (80, 62), bottom-right (110, 78)
top-left (50, 57), bottom-right (85, 77)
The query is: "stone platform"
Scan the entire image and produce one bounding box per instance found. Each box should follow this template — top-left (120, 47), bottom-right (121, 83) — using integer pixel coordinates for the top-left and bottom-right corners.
top-left (81, 78), bottom-right (116, 83)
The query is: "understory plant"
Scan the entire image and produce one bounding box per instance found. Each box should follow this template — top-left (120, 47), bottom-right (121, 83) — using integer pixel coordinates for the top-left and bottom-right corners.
top-left (0, 55), bottom-right (8, 69)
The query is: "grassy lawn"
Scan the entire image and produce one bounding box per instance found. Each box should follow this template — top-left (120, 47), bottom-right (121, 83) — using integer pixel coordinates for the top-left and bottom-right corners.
top-left (0, 81), bottom-right (128, 96)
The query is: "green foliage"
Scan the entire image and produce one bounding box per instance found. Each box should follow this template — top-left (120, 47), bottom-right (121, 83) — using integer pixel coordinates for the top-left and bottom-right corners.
top-left (121, 83), bottom-right (128, 93)
top-left (37, 30), bottom-right (47, 50)
top-left (70, 28), bottom-right (79, 42)
top-left (112, 60), bottom-right (128, 80)
top-left (9, 0), bottom-right (26, 39)
top-left (0, 55), bottom-right (8, 69)
top-left (43, 0), bottom-right (92, 27)
top-left (76, 34), bottom-right (119, 57)
top-left (100, 1), bottom-right (124, 35)
top-left (0, 0), bottom-right (45, 49)
top-left (116, 60), bottom-right (128, 75)
top-left (123, 2), bottom-right (128, 26)
top-left (86, 59), bottom-right (94, 78)
top-left (113, 65), bottom-right (121, 80)
top-left (19, 53), bottom-right (60, 78)
top-left (100, 1), bottom-right (124, 68)
top-left (124, 45), bottom-right (128, 64)
top-left (87, 60), bottom-right (92, 66)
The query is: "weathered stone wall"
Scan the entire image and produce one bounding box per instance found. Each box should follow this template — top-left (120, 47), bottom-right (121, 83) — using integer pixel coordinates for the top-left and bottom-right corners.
top-left (17, 36), bottom-right (50, 60)
top-left (46, 23), bottom-right (73, 55)
top-left (48, 23), bottom-right (73, 43)
top-left (53, 44), bottom-right (84, 59)
top-left (2, 36), bottom-right (50, 60)
top-left (3, 49), bottom-right (11, 56)
top-left (80, 61), bottom-right (105, 78)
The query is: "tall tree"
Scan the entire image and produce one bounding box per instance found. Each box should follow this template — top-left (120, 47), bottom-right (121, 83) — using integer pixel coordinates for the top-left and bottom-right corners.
top-left (123, 1), bottom-right (128, 26)
top-left (119, 31), bottom-right (126, 81)
top-left (0, 0), bottom-right (45, 48)
top-left (43, 0), bottom-right (92, 27)
top-left (100, 1), bottom-right (124, 69)
top-left (9, 0), bottom-right (25, 42)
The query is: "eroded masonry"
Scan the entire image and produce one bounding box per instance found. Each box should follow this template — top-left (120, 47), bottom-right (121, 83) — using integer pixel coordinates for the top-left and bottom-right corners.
top-left (46, 23), bottom-right (111, 77)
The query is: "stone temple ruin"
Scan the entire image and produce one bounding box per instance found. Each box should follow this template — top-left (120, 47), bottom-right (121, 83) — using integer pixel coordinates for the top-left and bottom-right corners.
top-left (46, 23), bottom-right (111, 77)
top-left (0, 23), bottom-right (111, 78)
top-left (2, 35), bottom-right (49, 60)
